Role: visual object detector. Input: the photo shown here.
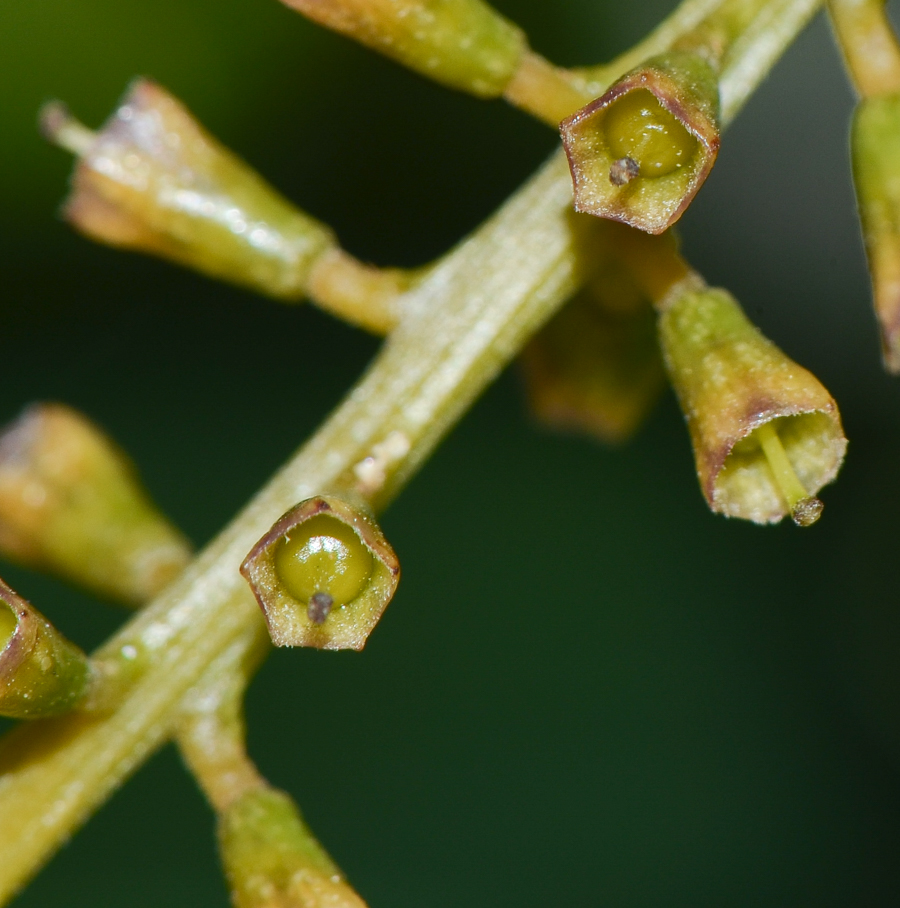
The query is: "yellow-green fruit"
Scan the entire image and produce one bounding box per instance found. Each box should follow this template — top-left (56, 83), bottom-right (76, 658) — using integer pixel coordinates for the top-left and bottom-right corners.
top-left (604, 89), bottom-right (697, 178)
top-left (273, 515), bottom-right (374, 608)
top-left (0, 602), bottom-right (16, 650)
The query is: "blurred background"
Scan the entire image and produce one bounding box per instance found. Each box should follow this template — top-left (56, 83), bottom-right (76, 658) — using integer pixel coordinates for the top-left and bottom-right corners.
top-left (3, 0), bottom-right (900, 904)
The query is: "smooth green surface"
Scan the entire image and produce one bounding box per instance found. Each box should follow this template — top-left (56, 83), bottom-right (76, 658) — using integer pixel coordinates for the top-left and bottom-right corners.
top-left (273, 516), bottom-right (374, 607)
top-left (604, 89), bottom-right (698, 176)
top-left (3, 1), bottom-right (900, 907)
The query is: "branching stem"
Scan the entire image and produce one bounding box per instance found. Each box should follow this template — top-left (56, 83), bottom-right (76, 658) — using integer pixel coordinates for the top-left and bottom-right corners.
top-left (0, 1), bottom-right (827, 901)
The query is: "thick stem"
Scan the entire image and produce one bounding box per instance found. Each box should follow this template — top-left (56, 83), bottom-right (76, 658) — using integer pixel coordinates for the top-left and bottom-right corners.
top-left (0, 152), bottom-right (585, 904)
top-left (828, 0), bottom-right (900, 97)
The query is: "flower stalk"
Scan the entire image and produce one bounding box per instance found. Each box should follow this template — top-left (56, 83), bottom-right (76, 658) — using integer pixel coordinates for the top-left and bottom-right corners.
top-left (829, 1), bottom-right (900, 370)
top-left (0, 151), bottom-right (589, 904)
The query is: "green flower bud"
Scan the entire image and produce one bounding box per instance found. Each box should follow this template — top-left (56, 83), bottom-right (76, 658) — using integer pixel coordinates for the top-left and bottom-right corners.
top-left (218, 787), bottom-right (365, 908)
top-left (659, 288), bottom-right (847, 525)
top-left (0, 578), bottom-right (91, 719)
top-left (240, 496), bottom-right (400, 650)
top-left (851, 93), bottom-right (900, 372)
top-left (560, 52), bottom-right (720, 234)
top-left (41, 80), bottom-right (335, 300)
top-left (280, 0), bottom-right (526, 98)
top-left (0, 404), bottom-right (191, 605)
top-left (520, 260), bottom-right (664, 444)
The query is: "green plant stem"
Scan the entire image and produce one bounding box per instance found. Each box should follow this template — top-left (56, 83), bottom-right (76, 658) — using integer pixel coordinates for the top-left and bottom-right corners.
top-left (716, 0), bottom-right (823, 122)
top-left (0, 152), bottom-right (587, 904)
top-left (0, 3), bottom-right (824, 900)
top-left (828, 0), bottom-right (900, 97)
top-left (174, 623), bottom-right (270, 814)
top-left (509, 0), bottom-right (824, 128)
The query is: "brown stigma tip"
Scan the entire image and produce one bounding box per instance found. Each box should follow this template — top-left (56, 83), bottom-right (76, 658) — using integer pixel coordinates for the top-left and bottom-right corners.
top-left (38, 101), bottom-right (96, 156)
top-left (38, 101), bottom-right (72, 142)
top-left (609, 157), bottom-right (640, 186)
top-left (307, 591), bottom-right (334, 625)
top-left (791, 497), bottom-right (824, 528)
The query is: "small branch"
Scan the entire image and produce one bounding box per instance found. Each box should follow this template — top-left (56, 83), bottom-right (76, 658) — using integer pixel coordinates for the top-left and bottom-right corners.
top-left (0, 152), bottom-right (587, 904)
top-left (175, 625), bottom-right (269, 814)
top-left (307, 249), bottom-right (418, 335)
top-left (502, 51), bottom-right (595, 126)
top-left (828, 0), bottom-right (900, 97)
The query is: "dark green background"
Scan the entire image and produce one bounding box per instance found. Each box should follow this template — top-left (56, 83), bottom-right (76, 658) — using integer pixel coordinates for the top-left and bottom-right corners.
top-left (2, 0), bottom-right (900, 904)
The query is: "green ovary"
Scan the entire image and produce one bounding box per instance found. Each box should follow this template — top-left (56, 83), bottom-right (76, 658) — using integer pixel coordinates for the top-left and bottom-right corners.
top-left (0, 602), bottom-right (17, 651)
top-left (603, 89), bottom-right (697, 177)
top-left (273, 514), bottom-right (374, 607)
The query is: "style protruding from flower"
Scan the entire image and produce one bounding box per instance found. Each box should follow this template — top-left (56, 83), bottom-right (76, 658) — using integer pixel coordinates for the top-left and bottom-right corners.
top-left (0, 578), bottom-right (91, 719)
top-left (521, 242), bottom-right (664, 444)
top-left (0, 403), bottom-right (192, 605)
top-left (241, 496), bottom-right (399, 650)
top-left (218, 786), bottom-right (366, 908)
top-left (40, 80), bottom-right (336, 301)
top-left (279, 0), bottom-right (526, 98)
top-left (658, 287), bottom-right (847, 525)
top-left (560, 52), bottom-right (720, 234)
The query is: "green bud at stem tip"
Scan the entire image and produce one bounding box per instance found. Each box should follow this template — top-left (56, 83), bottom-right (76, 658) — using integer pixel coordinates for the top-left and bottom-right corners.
top-left (46, 79), bottom-right (335, 302)
top-left (0, 403), bottom-right (192, 606)
top-left (560, 52), bottom-right (720, 234)
top-left (241, 496), bottom-right (399, 650)
top-left (659, 287), bottom-right (846, 524)
top-left (0, 578), bottom-right (91, 719)
top-left (279, 0), bottom-right (526, 98)
top-left (218, 787), bottom-right (365, 908)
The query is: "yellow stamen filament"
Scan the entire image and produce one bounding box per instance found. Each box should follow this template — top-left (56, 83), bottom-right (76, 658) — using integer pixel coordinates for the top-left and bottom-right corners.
top-left (755, 422), bottom-right (823, 526)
